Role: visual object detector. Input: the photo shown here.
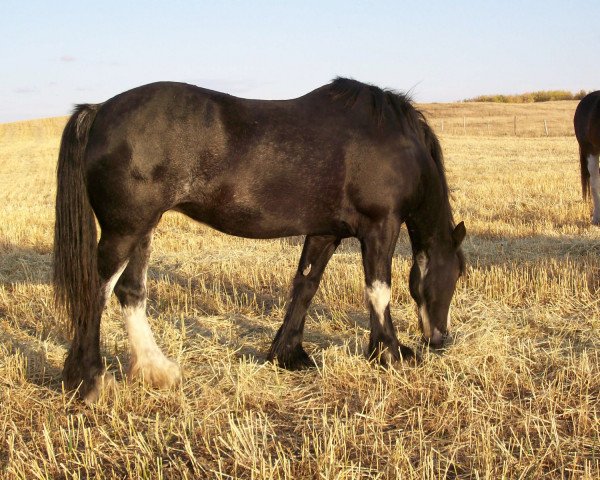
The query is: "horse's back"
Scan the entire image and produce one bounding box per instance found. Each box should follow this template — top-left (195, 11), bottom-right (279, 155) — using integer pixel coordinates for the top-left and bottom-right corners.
top-left (81, 81), bottom-right (429, 239)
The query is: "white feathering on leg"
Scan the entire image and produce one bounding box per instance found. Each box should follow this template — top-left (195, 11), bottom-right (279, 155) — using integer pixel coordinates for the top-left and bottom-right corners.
top-left (124, 302), bottom-right (181, 388)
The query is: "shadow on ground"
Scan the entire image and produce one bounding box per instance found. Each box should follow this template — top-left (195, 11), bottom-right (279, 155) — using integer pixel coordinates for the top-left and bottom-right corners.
top-left (0, 241), bottom-right (51, 285)
top-left (147, 264), bottom-right (364, 366)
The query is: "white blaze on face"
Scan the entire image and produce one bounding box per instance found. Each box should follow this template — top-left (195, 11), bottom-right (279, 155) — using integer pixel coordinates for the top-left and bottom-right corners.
top-left (416, 252), bottom-right (434, 338)
top-left (588, 154), bottom-right (600, 223)
top-left (419, 304), bottom-right (433, 338)
top-left (417, 252), bottom-right (450, 344)
top-left (416, 252), bottom-right (428, 279)
top-left (420, 303), bottom-right (445, 344)
top-left (365, 280), bottom-right (391, 326)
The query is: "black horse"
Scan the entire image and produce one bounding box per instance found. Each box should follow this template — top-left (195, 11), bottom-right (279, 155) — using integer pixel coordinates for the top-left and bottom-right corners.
top-left (574, 90), bottom-right (600, 224)
top-left (54, 78), bottom-right (466, 402)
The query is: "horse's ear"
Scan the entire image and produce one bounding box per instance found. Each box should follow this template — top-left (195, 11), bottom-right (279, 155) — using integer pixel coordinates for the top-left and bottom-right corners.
top-left (452, 221), bottom-right (466, 249)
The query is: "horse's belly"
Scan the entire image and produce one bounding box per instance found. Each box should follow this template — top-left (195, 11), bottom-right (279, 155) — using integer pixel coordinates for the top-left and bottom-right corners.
top-left (174, 198), bottom-right (347, 239)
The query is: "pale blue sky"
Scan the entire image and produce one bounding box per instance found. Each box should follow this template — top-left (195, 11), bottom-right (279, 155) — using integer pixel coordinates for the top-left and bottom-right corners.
top-left (1, 0), bottom-right (599, 122)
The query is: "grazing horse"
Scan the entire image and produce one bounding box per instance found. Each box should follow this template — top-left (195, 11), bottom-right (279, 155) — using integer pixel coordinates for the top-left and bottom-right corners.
top-left (574, 90), bottom-right (600, 224)
top-left (53, 78), bottom-right (466, 402)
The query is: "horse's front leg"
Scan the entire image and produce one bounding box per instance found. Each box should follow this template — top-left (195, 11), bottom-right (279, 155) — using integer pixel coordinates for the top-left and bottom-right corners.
top-left (267, 235), bottom-right (340, 369)
top-left (360, 218), bottom-right (416, 365)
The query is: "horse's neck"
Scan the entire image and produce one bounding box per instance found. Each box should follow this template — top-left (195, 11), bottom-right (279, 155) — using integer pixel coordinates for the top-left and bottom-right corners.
top-left (405, 207), bottom-right (452, 254)
top-left (405, 166), bottom-right (455, 253)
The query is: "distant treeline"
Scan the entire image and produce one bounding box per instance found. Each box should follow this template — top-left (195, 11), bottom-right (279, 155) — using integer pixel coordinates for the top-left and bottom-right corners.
top-left (465, 90), bottom-right (589, 103)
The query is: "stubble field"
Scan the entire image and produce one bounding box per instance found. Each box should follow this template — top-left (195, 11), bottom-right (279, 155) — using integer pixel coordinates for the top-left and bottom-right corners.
top-left (0, 100), bottom-right (598, 479)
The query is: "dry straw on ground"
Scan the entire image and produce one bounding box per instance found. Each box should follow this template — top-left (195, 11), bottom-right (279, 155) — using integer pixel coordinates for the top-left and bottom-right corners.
top-left (0, 101), bottom-right (598, 479)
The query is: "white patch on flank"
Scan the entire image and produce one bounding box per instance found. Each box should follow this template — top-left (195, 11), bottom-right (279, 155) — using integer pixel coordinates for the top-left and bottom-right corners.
top-left (104, 262), bottom-right (129, 300)
top-left (588, 154), bottom-right (600, 224)
top-left (365, 280), bottom-right (391, 326)
top-left (302, 264), bottom-right (312, 276)
top-left (124, 302), bottom-right (181, 388)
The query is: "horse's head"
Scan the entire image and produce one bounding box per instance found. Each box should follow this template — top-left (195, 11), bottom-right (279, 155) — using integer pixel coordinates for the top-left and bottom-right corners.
top-left (409, 221), bottom-right (466, 348)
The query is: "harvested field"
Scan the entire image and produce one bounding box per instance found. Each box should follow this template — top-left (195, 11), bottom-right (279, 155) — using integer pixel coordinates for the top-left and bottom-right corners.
top-left (0, 100), bottom-right (598, 479)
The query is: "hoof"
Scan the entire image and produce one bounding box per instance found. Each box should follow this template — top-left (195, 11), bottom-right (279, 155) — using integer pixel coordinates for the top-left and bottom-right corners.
top-left (267, 345), bottom-right (315, 370)
top-left (367, 345), bottom-right (399, 366)
top-left (62, 357), bottom-right (114, 404)
top-left (399, 344), bottom-right (421, 365)
top-left (368, 341), bottom-right (420, 367)
top-left (128, 354), bottom-right (182, 389)
top-left (82, 371), bottom-right (116, 404)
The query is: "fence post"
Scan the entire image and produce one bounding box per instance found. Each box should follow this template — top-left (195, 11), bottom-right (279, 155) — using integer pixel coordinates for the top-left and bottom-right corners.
top-left (513, 115), bottom-right (517, 136)
top-left (544, 119), bottom-right (548, 136)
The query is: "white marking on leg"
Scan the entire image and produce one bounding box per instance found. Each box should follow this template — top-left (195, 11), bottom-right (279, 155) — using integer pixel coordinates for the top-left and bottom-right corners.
top-left (104, 262), bottom-right (129, 300)
top-left (588, 154), bottom-right (600, 224)
top-left (124, 302), bottom-right (181, 388)
top-left (302, 264), bottom-right (312, 276)
top-left (366, 280), bottom-right (391, 326)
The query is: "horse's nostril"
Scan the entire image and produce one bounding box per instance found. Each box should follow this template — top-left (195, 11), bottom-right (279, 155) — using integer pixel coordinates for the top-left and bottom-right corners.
top-left (423, 328), bottom-right (448, 349)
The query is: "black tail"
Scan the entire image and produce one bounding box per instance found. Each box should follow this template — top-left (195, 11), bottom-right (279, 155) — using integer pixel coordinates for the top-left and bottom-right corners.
top-left (580, 145), bottom-right (590, 200)
top-left (53, 104), bottom-right (100, 334)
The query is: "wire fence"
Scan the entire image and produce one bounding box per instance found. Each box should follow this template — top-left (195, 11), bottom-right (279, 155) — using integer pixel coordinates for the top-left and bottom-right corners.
top-left (421, 101), bottom-right (577, 138)
top-left (428, 115), bottom-right (574, 137)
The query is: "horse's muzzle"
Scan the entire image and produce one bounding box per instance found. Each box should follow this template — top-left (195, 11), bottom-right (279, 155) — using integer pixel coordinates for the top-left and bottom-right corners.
top-left (423, 328), bottom-right (448, 349)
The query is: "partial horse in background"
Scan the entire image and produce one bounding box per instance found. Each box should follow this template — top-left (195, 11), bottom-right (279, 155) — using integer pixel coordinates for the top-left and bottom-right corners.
top-left (53, 78), bottom-right (466, 402)
top-left (574, 90), bottom-right (600, 224)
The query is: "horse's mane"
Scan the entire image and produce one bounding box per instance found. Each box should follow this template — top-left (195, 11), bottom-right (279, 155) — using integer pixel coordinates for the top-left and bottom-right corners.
top-left (330, 77), bottom-right (415, 125)
top-left (329, 77), bottom-right (451, 211)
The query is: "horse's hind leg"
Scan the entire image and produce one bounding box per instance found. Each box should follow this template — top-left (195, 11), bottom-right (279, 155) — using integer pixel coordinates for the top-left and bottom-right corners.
top-left (113, 233), bottom-right (182, 388)
top-left (588, 153), bottom-right (600, 224)
top-left (360, 219), bottom-right (415, 365)
top-left (268, 235), bottom-right (340, 369)
top-left (63, 231), bottom-right (138, 403)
